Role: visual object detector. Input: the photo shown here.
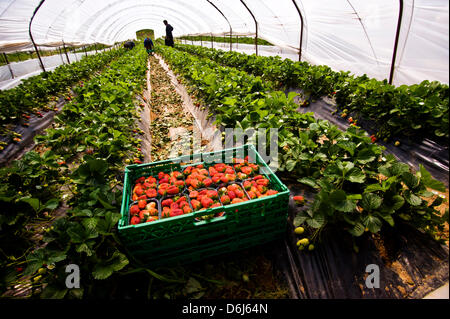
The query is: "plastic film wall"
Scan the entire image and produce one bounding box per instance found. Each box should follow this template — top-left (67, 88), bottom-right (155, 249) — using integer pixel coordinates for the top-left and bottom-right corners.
top-left (0, 0), bottom-right (448, 86)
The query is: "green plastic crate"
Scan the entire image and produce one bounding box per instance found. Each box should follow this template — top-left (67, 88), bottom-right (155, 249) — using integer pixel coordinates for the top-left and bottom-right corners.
top-left (118, 144), bottom-right (290, 267)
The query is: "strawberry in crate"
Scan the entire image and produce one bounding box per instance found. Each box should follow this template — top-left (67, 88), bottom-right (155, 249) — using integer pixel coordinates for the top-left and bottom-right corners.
top-left (129, 200), bottom-right (159, 225)
top-left (161, 195), bottom-right (193, 218)
top-left (189, 189), bottom-right (224, 220)
top-left (131, 176), bottom-right (158, 201)
top-left (242, 175), bottom-right (278, 199)
top-left (208, 163), bottom-right (237, 186)
top-left (184, 165), bottom-right (212, 190)
top-left (218, 183), bottom-right (249, 205)
top-left (233, 157), bottom-right (260, 180)
top-left (157, 170), bottom-right (185, 196)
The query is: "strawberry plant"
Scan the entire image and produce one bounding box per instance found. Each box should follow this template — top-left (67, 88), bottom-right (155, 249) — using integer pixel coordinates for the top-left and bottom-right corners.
top-left (156, 45), bottom-right (448, 249)
top-left (176, 44), bottom-right (449, 143)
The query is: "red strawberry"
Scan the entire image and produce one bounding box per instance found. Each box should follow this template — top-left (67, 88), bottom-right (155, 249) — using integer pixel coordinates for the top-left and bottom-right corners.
top-left (167, 185), bottom-right (179, 195)
top-left (293, 195), bottom-right (305, 205)
top-left (130, 205), bottom-right (140, 215)
top-left (243, 180), bottom-right (252, 190)
top-left (220, 175), bottom-right (229, 183)
top-left (145, 188), bottom-right (157, 198)
top-left (161, 198), bottom-right (174, 207)
top-left (138, 200), bottom-right (147, 209)
top-left (136, 177), bottom-right (146, 183)
top-left (170, 209), bottom-right (183, 217)
top-left (256, 178), bottom-right (269, 186)
top-left (207, 190), bottom-right (218, 199)
top-left (189, 190), bottom-right (199, 198)
top-left (235, 189), bottom-right (244, 198)
top-left (134, 186), bottom-right (144, 196)
top-left (130, 216), bottom-right (141, 225)
top-left (170, 203), bottom-right (179, 210)
top-left (231, 198), bottom-right (243, 204)
top-left (137, 195), bottom-right (147, 200)
top-left (191, 199), bottom-right (201, 210)
top-left (201, 197), bottom-right (213, 208)
top-left (266, 190), bottom-right (278, 196)
top-left (203, 178), bottom-right (212, 187)
top-left (221, 195), bottom-right (230, 204)
top-left (228, 190), bottom-right (236, 200)
top-left (183, 205), bottom-right (192, 214)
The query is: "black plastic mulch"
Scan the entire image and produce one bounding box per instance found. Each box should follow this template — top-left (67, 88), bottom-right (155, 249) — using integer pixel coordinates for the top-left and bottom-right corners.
top-left (0, 98), bottom-right (67, 166)
top-left (273, 175), bottom-right (449, 299)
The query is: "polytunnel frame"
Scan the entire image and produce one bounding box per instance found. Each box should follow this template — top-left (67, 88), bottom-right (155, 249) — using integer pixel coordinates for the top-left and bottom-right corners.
top-left (206, 0), bottom-right (233, 52)
top-left (291, 0), bottom-right (305, 61)
top-left (29, 0), bottom-right (46, 72)
top-left (83, 1), bottom-right (216, 44)
top-left (24, 0), bottom-right (409, 85)
top-left (239, 0), bottom-right (258, 56)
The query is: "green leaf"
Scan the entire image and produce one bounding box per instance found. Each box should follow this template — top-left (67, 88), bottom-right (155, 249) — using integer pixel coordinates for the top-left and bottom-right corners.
top-left (430, 196), bottom-right (444, 207)
top-left (42, 198), bottom-right (59, 211)
top-left (401, 172), bottom-right (419, 190)
top-left (419, 164), bottom-right (446, 192)
top-left (336, 140), bottom-right (356, 156)
top-left (40, 285), bottom-right (68, 299)
top-left (293, 212), bottom-right (309, 226)
top-left (329, 190), bottom-right (356, 212)
top-left (184, 277), bottom-right (205, 299)
top-left (92, 251), bottom-right (129, 280)
top-left (356, 148), bottom-right (376, 164)
top-left (404, 190), bottom-right (422, 206)
top-left (346, 168), bottom-right (366, 183)
top-left (297, 177), bottom-right (318, 188)
top-left (285, 159), bottom-right (296, 172)
top-left (363, 215), bottom-right (382, 233)
top-left (20, 197), bottom-right (40, 212)
top-left (365, 183), bottom-right (384, 193)
top-left (348, 222), bottom-right (365, 237)
top-left (361, 193), bottom-right (383, 211)
top-left (378, 213), bottom-right (395, 227)
top-left (306, 213), bottom-right (325, 228)
top-left (96, 212), bottom-right (121, 234)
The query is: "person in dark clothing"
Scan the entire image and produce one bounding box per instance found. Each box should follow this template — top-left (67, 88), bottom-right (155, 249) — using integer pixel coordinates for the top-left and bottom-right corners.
top-left (123, 41), bottom-right (135, 49)
top-left (163, 20), bottom-right (174, 47)
top-left (144, 37), bottom-right (154, 55)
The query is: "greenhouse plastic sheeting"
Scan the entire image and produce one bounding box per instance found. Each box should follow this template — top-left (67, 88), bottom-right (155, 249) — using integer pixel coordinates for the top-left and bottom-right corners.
top-left (0, 0), bottom-right (448, 87)
top-left (0, 50), bottom-right (101, 90)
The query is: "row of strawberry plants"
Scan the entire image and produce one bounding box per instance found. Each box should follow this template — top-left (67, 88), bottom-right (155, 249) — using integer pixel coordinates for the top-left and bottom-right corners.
top-left (0, 48), bottom-right (123, 128)
top-left (175, 43), bottom-right (449, 142)
top-left (0, 45), bottom-right (148, 298)
top-left (155, 45), bottom-right (448, 249)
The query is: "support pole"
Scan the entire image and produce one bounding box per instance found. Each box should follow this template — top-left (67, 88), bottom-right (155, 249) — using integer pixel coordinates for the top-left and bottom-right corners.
top-left (240, 0), bottom-right (258, 55)
top-left (83, 45), bottom-right (88, 57)
top-left (200, 35), bottom-right (202, 47)
top-left (389, 0), bottom-right (403, 85)
top-left (292, 0), bottom-right (304, 61)
top-left (62, 41), bottom-right (70, 63)
top-left (206, 0), bottom-right (233, 52)
top-left (211, 33), bottom-right (213, 49)
top-left (57, 47), bottom-right (65, 64)
top-left (29, 0), bottom-right (46, 72)
top-left (95, 43), bottom-right (98, 53)
top-left (3, 53), bottom-right (15, 79)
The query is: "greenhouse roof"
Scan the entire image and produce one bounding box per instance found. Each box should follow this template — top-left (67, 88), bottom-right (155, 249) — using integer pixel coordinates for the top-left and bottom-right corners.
top-left (0, 0), bottom-right (448, 85)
